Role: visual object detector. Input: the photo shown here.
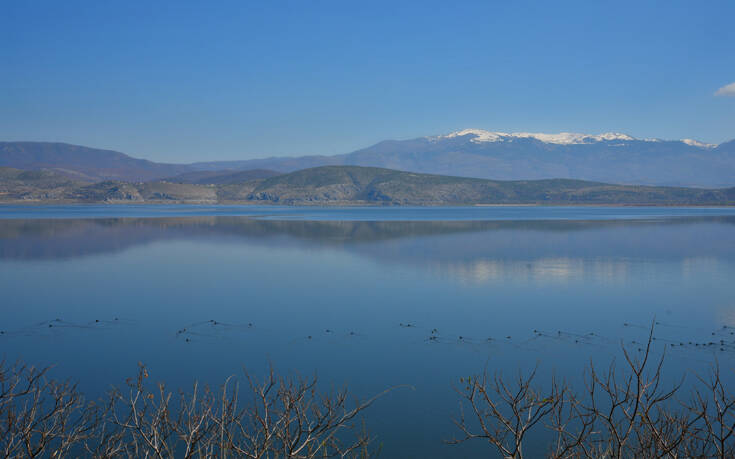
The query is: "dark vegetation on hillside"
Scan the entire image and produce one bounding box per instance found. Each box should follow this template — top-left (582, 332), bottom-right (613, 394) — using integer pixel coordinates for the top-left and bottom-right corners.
top-left (164, 168), bottom-right (282, 185)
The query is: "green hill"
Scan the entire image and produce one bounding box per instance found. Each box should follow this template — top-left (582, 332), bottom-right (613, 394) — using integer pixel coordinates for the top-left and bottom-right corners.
top-left (244, 166), bottom-right (735, 205)
top-left (1, 165), bottom-right (734, 206)
top-left (165, 169), bottom-right (281, 185)
top-left (0, 167), bottom-right (88, 201)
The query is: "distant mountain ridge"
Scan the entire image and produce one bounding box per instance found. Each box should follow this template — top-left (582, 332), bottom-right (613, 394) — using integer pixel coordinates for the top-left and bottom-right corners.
top-left (191, 130), bottom-right (735, 187)
top-left (0, 142), bottom-right (190, 182)
top-left (2, 130), bottom-right (735, 187)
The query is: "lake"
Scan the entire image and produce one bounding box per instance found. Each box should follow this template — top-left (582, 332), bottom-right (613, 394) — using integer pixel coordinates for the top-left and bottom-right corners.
top-left (1, 205), bottom-right (735, 457)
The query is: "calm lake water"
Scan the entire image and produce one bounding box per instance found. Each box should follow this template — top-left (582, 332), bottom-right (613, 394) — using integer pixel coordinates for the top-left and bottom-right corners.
top-left (2, 205), bottom-right (735, 457)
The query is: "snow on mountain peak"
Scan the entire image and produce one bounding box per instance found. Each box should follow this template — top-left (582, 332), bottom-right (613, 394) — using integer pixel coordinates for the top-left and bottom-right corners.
top-left (442, 129), bottom-right (507, 142)
top-left (681, 138), bottom-right (716, 149)
top-left (437, 129), bottom-right (635, 145)
top-left (435, 130), bottom-right (718, 147)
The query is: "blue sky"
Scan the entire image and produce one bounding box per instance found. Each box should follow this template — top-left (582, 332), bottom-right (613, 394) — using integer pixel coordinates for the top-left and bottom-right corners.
top-left (2, 0), bottom-right (734, 162)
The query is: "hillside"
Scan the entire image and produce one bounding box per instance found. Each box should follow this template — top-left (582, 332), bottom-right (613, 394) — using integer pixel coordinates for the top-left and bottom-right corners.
top-left (244, 166), bottom-right (735, 205)
top-left (65, 181), bottom-right (219, 203)
top-left (0, 167), bottom-right (88, 201)
top-left (1, 165), bottom-right (734, 206)
top-left (0, 142), bottom-right (192, 182)
top-left (165, 169), bottom-right (281, 185)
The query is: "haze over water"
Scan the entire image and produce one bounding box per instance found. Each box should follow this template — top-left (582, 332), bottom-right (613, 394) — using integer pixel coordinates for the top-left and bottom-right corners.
top-left (2, 206), bottom-right (735, 457)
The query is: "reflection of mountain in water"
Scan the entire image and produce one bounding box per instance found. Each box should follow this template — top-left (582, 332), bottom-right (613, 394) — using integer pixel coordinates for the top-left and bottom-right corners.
top-left (425, 257), bottom-right (731, 285)
top-left (1, 217), bottom-right (735, 284)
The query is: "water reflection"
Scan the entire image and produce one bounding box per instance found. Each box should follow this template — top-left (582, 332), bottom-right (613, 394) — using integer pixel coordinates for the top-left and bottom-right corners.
top-left (432, 258), bottom-right (633, 284)
top-left (1, 213), bottom-right (735, 457)
top-left (1, 216), bottom-right (734, 256)
top-left (1, 216), bottom-right (734, 285)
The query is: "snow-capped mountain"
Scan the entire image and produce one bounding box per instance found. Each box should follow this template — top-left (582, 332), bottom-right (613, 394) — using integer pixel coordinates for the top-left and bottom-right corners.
top-left (433, 128), bottom-right (715, 148)
top-left (434, 129), bottom-right (637, 145)
top-left (190, 129), bottom-right (734, 188)
top-left (680, 138), bottom-right (717, 149)
top-left (5, 129), bottom-right (733, 188)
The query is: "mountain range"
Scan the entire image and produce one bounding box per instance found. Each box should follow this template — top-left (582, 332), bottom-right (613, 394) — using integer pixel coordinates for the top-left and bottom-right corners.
top-left (189, 130), bottom-right (735, 188)
top-left (2, 129), bottom-right (735, 187)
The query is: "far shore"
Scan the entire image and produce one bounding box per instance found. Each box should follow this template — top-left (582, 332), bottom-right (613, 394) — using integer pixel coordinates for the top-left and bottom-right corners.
top-left (1, 200), bottom-right (735, 208)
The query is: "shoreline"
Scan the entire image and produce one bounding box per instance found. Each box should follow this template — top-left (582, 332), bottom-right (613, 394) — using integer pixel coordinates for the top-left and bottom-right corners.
top-left (1, 200), bottom-right (735, 208)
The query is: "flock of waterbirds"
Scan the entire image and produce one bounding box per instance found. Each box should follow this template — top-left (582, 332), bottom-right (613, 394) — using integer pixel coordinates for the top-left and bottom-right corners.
top-left (2, 316), bottom-right (735, 360)
top-left (0, 317), bottom-right (134, 335)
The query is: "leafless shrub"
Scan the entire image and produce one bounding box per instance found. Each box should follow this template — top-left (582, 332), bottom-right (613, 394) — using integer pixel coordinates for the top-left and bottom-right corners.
top-left (450, 321), bottom-right (735, 458)
top-left (686, 363), bottom-right (735, 458)
top-left (448, 366), bottom-right (565, 457)
top-left (0, 361), bottom-right (388, 458)
top-left (0, 361), bottom-right (92, 458)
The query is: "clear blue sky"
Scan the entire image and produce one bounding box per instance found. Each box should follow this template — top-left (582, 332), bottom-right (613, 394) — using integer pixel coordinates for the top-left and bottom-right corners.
top-left (2, 0), bottom-right (734, 163)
